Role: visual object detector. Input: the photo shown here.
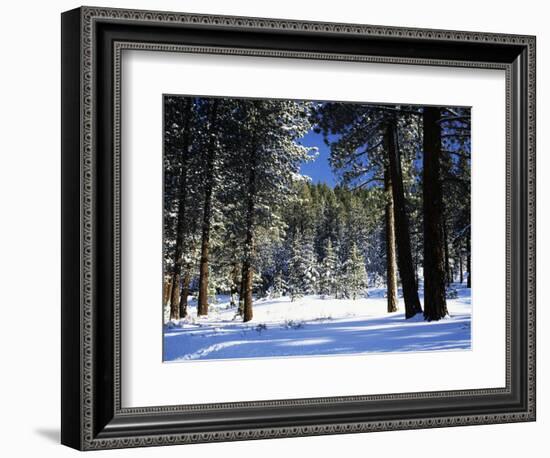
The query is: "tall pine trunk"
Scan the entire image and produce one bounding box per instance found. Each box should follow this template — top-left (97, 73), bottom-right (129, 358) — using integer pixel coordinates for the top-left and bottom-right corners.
top-left (422, 106), bottom-right (449, 321)
top-left (241, 149), bottom-right (257, 323)
top-left (237, 264), bottom-right (246, 316)
top-left (197, 100), bottom-right (219, 316)
top-left (163, 278), bottom-right (172, 312)
top-left (386, 120), bottom-right (422, 318)
top-left (459, 249), bottom-right (464, 284)
top-left (443, 222), bottom-right (451, 285)
top-left (229, 262), bottom-right (240, 308)
top-left (384, 167), bottom-right (399, 313)
top-left (466, 234), bottom-right (471, 288)
top-left (178, 268), bottom-right (190, 318)
top-left (242, 262), bottom-right (254, 322)
top-left (414, 249), bottom-right (420, 286)
top-left (168, 100), bottom-right (192, 320)
top-left (197, 222), bottom-right (211, 316)
top-left (169, 276), bottom-right (180, 320)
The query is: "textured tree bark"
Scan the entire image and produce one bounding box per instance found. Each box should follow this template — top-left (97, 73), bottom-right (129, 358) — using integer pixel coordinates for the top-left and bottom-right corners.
top-left (443, 222), bottom-right (451, 285)
top-left (197, 233), bottom-right (210, 316)
top-left (459, 249), bottom-right (464, 284)
top-left (168, 99), bottom-right (192, 320)
top-left (163, 278), bottom-right (172, 311)
top-left (242, 263), bottom-right (254, 322)
top-left (229, 262), bottom-right (240, 308)
top-left (237, 264), bottom-right (246, 316)
top-left (414, 250), bottom-right (420, 286)
top-left (242, 149), bottom-right (257, 323)
top-left (422, 106), bottom-right (449, 321)
top-left (179, 269), bottom-right (190, 318)
top-left (197, 100), bottom-right (219, 316)
top-left (467, 234), bottom-right (471, 288)
top-left (169, 274), bottom-right (180, 320)
top-left (386, 120), bottom-right (422, 318)
top-left (384, 167), bottom-right (399, 313)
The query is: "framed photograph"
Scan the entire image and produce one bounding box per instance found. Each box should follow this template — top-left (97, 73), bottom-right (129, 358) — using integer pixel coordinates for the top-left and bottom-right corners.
top-left (61, 6), bottom-right (536, 450)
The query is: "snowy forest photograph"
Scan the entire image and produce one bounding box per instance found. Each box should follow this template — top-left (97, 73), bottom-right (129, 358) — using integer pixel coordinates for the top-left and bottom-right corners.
top-left (162, 94), bottom-right (471, 362)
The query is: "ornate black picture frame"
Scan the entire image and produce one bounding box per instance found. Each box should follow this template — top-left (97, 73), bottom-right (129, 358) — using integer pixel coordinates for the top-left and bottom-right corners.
top-left (61, 6), bottom-right (536, 450)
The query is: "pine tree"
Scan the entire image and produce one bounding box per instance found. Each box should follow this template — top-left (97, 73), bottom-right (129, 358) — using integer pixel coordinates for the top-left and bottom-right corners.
top-left (440, 107), bottom-right (471, 289)
top-left (302, 232), bottom-right (319, 295)
top-left (271, 271), bottom-right (287, 298)
top-left (230, 99), bottom-right (315, 320)
top-left (197, 99), bottom-right (221, 316)
top-left (423, 106), bottom-right (449, 321)
top-left (385, 117), bottom-right (423, 317)
top-left (319, 239), bottom-right (338, 297)
top-left (163, 96), bottom-right (203, 320)
top-left (344, 243), bottom-right (368, 300)
top-left (288, 233), bottom-right (307, 301)
top-left (384, 167), bottom-right (399, 312)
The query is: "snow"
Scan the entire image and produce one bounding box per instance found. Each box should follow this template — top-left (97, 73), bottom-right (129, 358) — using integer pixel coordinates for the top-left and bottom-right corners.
top-left (163, 285), bottom-right (471, 362)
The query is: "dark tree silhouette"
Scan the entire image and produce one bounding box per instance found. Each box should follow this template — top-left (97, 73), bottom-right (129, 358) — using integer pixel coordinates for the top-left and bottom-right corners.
top-left (385, 118), bottom-right (422, 318)
top-left (197, 100), bottom-right (220, 316)
top-left (422, 106), bottom-right (449, 321)
top-left (384, 167), bottom-right (398, 313)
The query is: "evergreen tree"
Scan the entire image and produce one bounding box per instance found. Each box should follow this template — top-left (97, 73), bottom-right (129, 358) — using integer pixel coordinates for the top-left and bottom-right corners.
top-left (271, 271), bottom-right (288, 298)
top-left (344, 243), bottom-right (368, 300)
top-left (334, 246), bottom-right (347, 300)
top-left (233, 99), bottom-right (315, 321)
top-left (439, 107), bottom-right (471, 288)
top-left (384, 168), bottom-right (399, 312)
top-left (288, 232), bottom-right (307, 301)
top-left (422, 106), bottom-right (449, 321)
top-left (197, 99), bottom-right (221, 316)
top-left (319, 239), bottom-right (338, 297)
top-left (302, 232), bottom-right (320, 295)
top-left (163, 96), bottom-right (203, 319)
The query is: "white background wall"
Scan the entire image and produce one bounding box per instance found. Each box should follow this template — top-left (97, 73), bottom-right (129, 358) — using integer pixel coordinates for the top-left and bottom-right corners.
top-left (0, 0), bottom-right (545, 456)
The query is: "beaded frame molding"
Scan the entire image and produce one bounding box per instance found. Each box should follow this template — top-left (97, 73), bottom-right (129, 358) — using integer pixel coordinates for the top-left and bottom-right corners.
top-left (61, 6), bottom-right (536, 450)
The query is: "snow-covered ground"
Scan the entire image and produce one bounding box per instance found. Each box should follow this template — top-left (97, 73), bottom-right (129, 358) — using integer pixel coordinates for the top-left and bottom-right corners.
top-left (163, 285), bottom-right (471, 362)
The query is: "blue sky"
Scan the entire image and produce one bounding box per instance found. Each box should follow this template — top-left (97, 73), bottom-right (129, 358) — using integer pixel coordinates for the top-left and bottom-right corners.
top-left (298, 130), bottom-right (337, 187)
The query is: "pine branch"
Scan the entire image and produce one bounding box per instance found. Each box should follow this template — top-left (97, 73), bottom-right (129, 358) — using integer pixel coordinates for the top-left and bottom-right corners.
top-left (442, 133), bottom-right (471, 138)
top-left (443, 107), bottom-right (465, 117)
top-left (437, 116), bottom-right (471, 124)
top-left (442, 150), bottom-right (471, 160)
top-left (340, 139), bottom-right (384, 168)
top-left (351, 176), bottom-right (384, 190)
top-left (450, 224), bottom-right (471, 244)
top-left (443, 175), bottom-right (470, 186)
